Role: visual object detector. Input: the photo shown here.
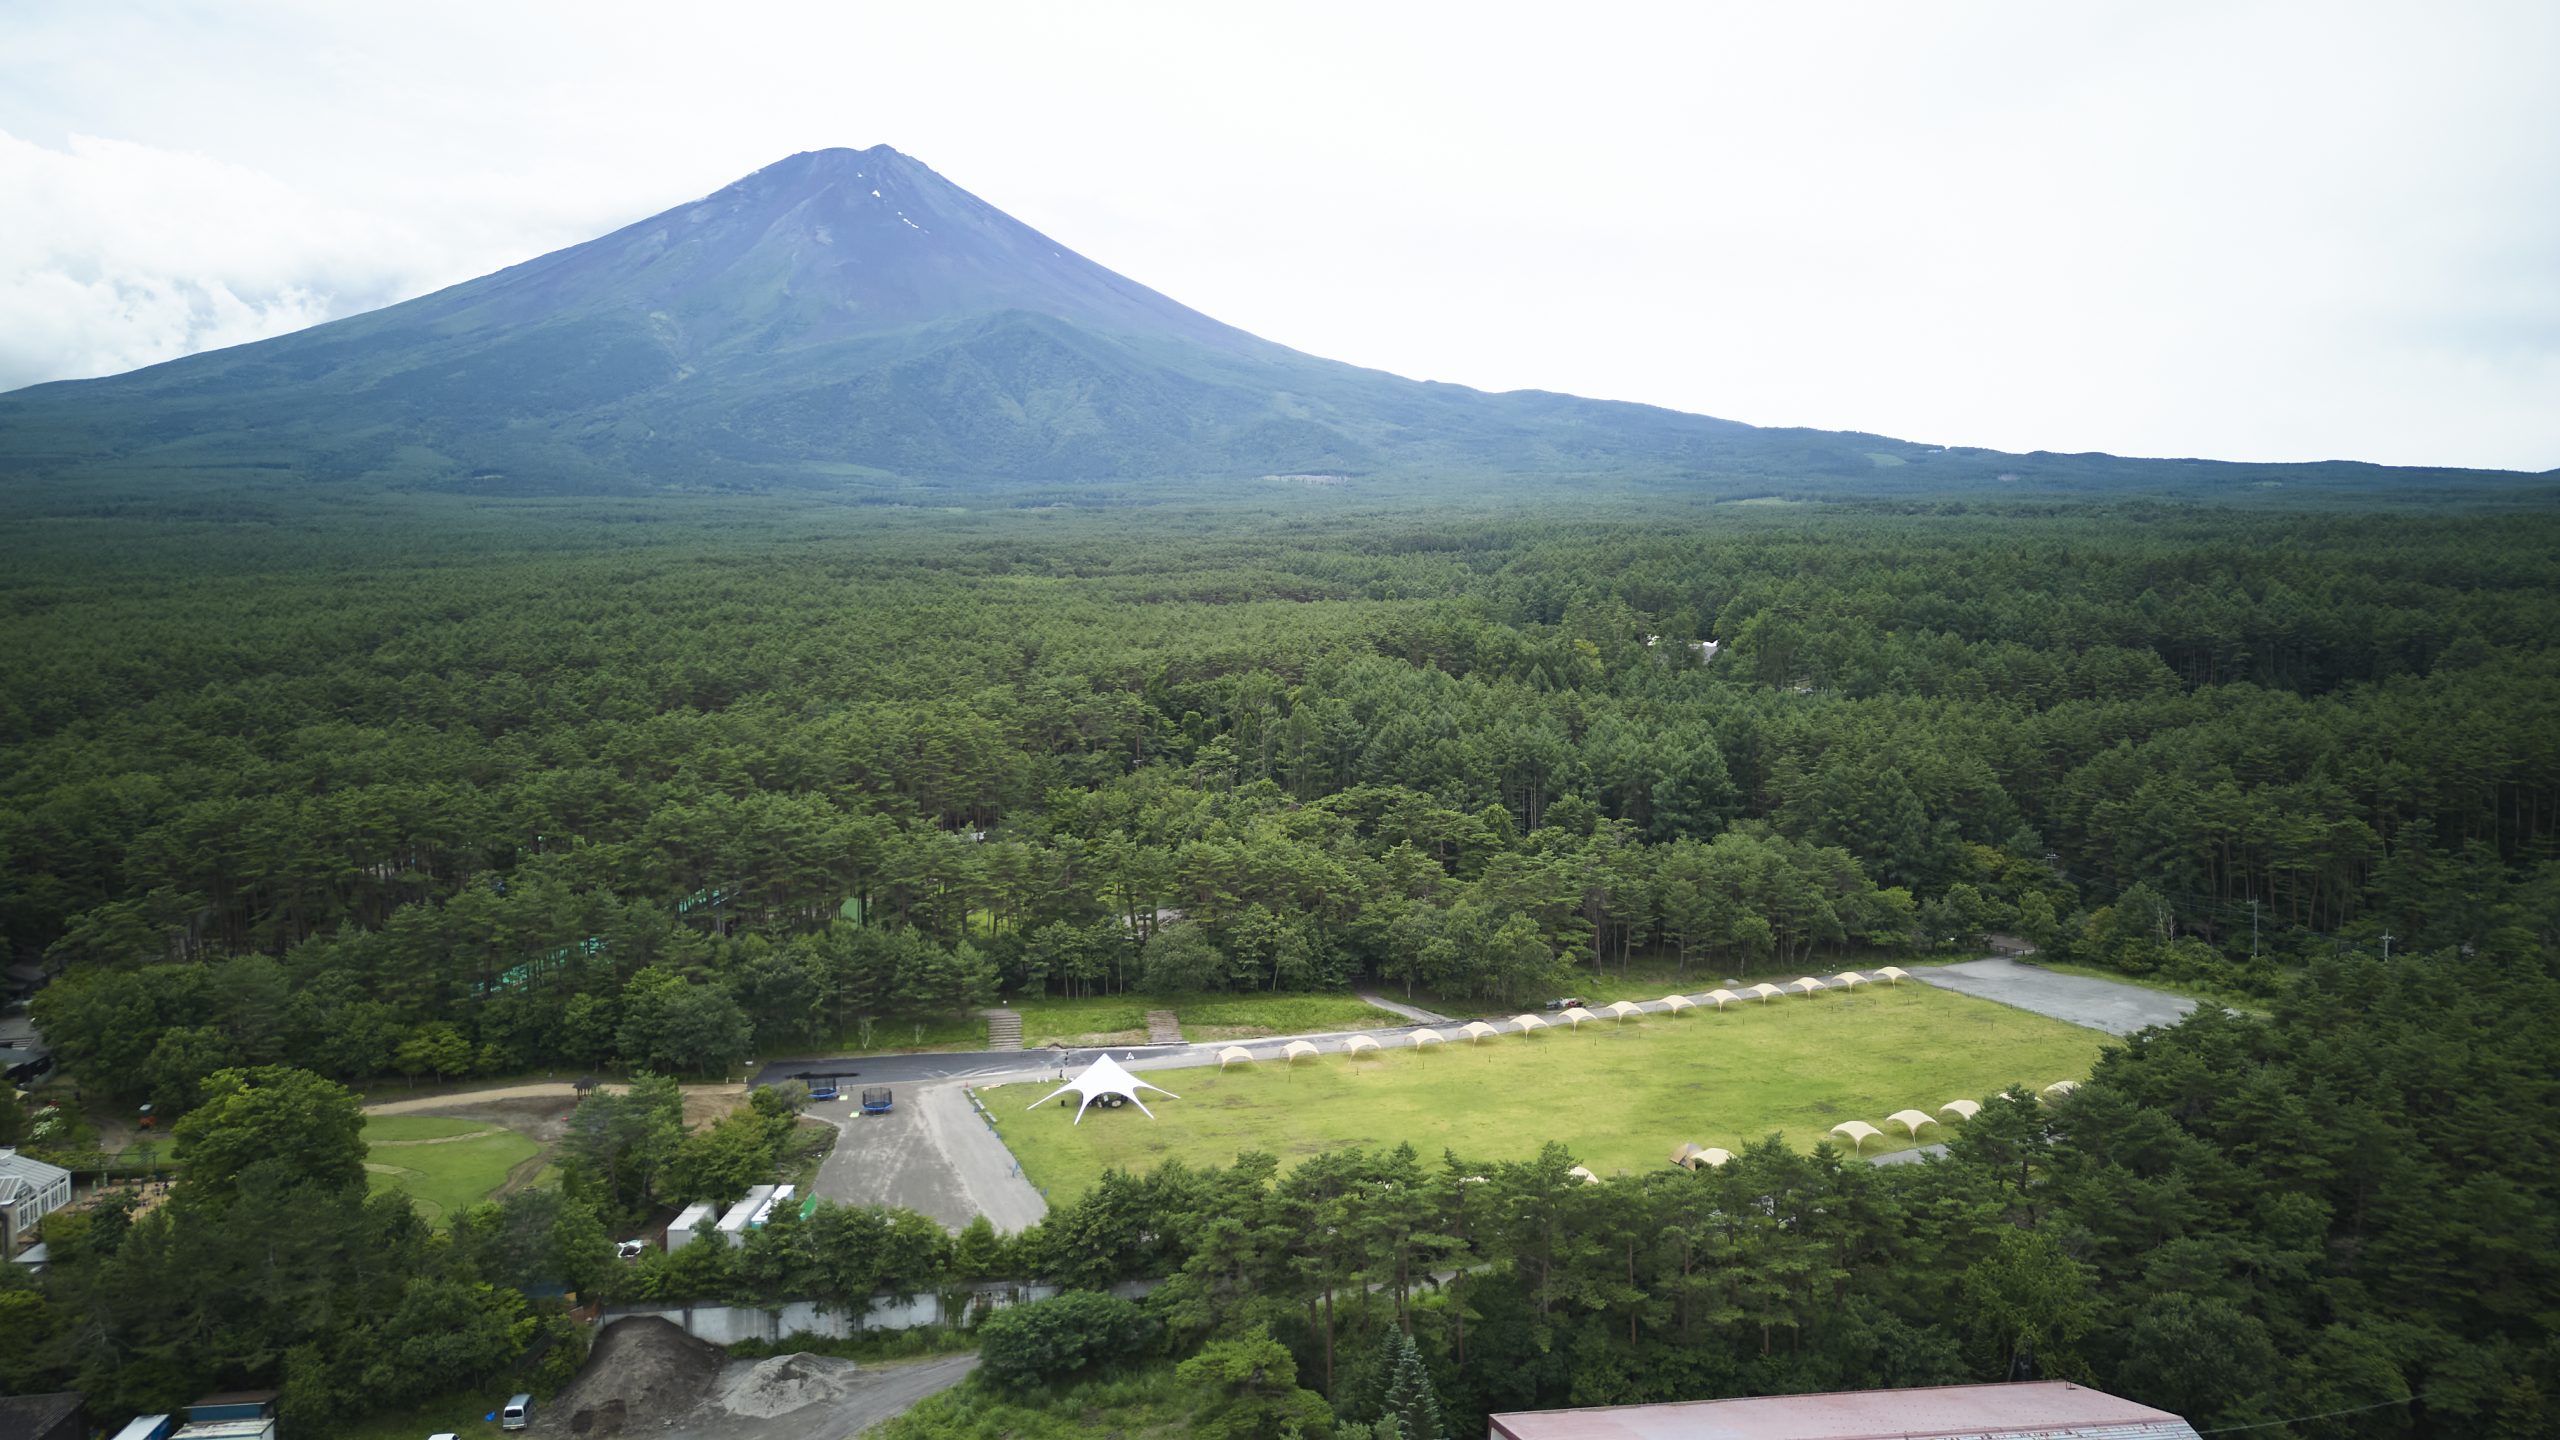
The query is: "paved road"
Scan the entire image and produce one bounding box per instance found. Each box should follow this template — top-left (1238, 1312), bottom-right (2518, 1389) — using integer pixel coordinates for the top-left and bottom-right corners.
top-left (1911, 957), bottom-right (2194, 1036)
top-left (806, 1081), bottom-right (1046, 1233)
top-left (658, 1354), bottom-right (980, 1440)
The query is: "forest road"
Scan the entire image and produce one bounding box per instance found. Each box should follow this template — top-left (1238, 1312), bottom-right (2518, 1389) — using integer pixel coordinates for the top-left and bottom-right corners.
top-left (809, 1080), bottom-right (1046, 1233)
top-left (1912, 958), bottom-right (2195, 1037)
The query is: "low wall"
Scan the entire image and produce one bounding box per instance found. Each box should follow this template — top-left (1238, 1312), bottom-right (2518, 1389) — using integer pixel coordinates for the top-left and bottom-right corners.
top-left (603, 1277), bottom-right (1158, 1345)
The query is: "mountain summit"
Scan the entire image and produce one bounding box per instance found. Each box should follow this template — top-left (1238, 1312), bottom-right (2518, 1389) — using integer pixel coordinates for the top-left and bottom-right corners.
top-left (0, 148), bottom-right (2527, 499)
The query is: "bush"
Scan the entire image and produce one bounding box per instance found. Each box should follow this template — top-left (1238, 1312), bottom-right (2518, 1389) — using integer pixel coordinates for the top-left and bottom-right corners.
top-left (975, 1290), bottom-right (1154, 1394)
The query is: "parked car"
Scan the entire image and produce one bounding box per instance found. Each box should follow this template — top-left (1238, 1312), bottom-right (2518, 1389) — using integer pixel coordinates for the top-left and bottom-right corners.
top-left (501, 1393), bottom-right (534, 1431)
top-left (806, 1080), bottom-right (840, 1102)
top-left (1542, 997), bottom-right (1588, 1012)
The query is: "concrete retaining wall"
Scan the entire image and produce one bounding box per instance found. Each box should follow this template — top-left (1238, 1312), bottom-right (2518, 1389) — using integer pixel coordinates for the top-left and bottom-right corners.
top-left (603, 1278), bottom-right (1158, 1344)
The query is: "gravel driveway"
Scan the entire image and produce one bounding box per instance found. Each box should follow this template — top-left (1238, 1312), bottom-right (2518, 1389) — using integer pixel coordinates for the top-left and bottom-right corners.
top-left (658, 1354), bottom-right (979, 1440)
top-left (808, 1081), bottom-right (1046, 1232)
top-left (1912, 957), bottom-right (2195, 1036)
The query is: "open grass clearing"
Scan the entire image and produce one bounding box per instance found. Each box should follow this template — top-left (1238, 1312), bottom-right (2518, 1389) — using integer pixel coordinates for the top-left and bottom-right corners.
top-left (985, 983), bottom-right (2105, 1202)
top-left (364, 1113), bottom-right (540, 1227)
top-left (1008, 992), bottom-right (1402, 1048)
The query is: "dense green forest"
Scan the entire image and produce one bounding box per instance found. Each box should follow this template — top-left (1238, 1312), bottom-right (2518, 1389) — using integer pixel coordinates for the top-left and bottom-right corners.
top-left (3, 488), bottom-right (2555, 1434)
top-left (8, 494), bottom-right (2558, 1103)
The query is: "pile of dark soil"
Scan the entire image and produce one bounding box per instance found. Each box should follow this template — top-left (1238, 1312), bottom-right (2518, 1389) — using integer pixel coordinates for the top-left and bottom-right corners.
top-left (538, 1316), bottom-right (727, 1436)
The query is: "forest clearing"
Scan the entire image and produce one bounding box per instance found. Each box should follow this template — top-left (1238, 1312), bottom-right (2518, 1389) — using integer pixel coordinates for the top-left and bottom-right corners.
top-left (982, 981), bottom-right (2105, 1201)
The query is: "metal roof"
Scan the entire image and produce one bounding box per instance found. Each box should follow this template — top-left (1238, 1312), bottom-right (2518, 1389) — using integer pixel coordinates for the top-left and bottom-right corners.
top-left (1490, 1382), bottom-right (2200, 1440)
top-left (0, 1147), bottom-right (72, 1205)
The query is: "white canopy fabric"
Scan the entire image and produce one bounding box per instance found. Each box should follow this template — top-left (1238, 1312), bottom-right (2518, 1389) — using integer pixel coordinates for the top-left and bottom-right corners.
top-left (1940, 1099), bottom-right (1982, 1121)
top-left (2044, 1080), bottom-right (2078, 1096)
top-left (1411, 1028), bottom-right (1446, 1048)
top-left (1461, 1020), bottom-right (1501, 1043)
top-left (1877, 966), bottom-right (1911, 983)
top-left (1746, 983), bottom-right (1785, 1003)
top-left (1698, 1147), bottom-right (1734, 1168)
top-left (1885, 1109), bottom-right (1936, 1136)
top-left (1671, 1141), bottom-right (1710, 1168)
top-left (1660, 994), bottom-right (1696, 1012)
top-left (1830, 1121), bottom-right (1881, 1151)
top-left (1511, 1013), bottom-right (1550, 1032)
top-left (1027, 1053), bottom-right (1180, 1125)
top-left (1558, 1006), bottom-right (1597, 1027)
top-left (1790, 976), bottom-right (1827, 996)
top-left (1216, 1045), bottom-right (1255, 1069)
top-left (1344, 1034), bottom-right (1382, 1055)
top-left (1706, 988), bottom-right (1744, 1008)
top-left (1606, 1000), bottom-right (1644, 1021)
top-left (1834, 971), bottom-right (1869, 988)
top-left (1566, 1165), bottom-right (1601, 1185)
top-left (1283, 1040), bottom-right (1320, 1062)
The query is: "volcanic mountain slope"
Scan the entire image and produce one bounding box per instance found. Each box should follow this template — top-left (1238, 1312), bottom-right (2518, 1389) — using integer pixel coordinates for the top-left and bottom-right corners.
top-left (0, 145), bottom-right (2542, 500)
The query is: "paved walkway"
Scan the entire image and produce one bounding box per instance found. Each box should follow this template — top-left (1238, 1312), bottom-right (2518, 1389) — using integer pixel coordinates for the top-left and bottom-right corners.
top-left (1910, 957), bottom-right (2194, 1036)
top-left (1356, 991), bottom-right (1455, 1024)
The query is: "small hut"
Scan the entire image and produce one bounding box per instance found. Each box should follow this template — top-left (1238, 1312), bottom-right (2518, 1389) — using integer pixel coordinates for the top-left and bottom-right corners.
top-left (1660, 994), bottom-right (1696, 1013)
top-left (1876, 966), bottom-right (1912, 984)
top-left (1833, 971), bottom-right (1869, 989)
top-left (1605, 1000), bottom-right (1645, 1023)
top-left (1460, 1020), bottom-right (1502, 1044)
top-left (1511, 1013), bottom-right (1550, 1033)
top-left (1557, 1006), bottom-right (1597, 1027)
top-left (1344, 1034), bottom-right (1382, 1057)
top-left (1566, 1165), bottom-right (1601, 1185)
top-left (2043, 1080), bottom-right (2079, 1097)
top-left (1411, 1028), bottom-right (1446, 1049)
top-left (1707, 988), bottom-right (1745, 1008)
top-left (1747, 983), bottom-right (1786, 1004)
top-left (1940, 1098), bottom-right (1981, 1121)
top-left (1885, 1109), bottom-right (1936, 1137)
top-left (1283, 1040), bottom-right (1320, 1063)
top-left (1790, 976), bottom-right (1828, 997)
top-left (1216, 1046), bottom-right (1255, 1070)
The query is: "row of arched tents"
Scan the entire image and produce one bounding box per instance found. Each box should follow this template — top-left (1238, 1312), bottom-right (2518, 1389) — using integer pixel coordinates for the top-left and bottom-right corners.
top-left (1819, 1080), bottom-right (2081, 1154)
top-left (1211, 968), bottom-right (1929, 1071)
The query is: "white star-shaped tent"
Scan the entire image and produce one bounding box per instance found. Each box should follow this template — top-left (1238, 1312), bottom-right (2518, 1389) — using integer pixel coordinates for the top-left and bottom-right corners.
top-left (1026, 1053), bottom-right (1180, 1124)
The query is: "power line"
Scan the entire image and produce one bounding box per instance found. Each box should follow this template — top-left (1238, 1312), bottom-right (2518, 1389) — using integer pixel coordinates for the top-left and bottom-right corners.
top-left (2195, 1393), bottom-right (2424, 1434)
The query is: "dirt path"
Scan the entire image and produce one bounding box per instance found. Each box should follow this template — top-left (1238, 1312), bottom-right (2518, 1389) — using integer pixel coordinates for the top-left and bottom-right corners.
top-left (1911, 958), bottom-right (2195, 1036)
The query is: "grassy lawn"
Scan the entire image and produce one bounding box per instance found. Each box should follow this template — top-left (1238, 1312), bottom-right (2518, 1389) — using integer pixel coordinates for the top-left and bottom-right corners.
top-left (363, 1114), bottom-right (540, 1227)
top-left (985, 983), bottom-right (2106, 1202)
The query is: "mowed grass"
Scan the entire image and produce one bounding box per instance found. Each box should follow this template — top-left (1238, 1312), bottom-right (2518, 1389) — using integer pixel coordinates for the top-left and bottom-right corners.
top-left (363, 1114), bottom-right (539, 1227)
top-left (986, 983), bottom-right (2106, 1201)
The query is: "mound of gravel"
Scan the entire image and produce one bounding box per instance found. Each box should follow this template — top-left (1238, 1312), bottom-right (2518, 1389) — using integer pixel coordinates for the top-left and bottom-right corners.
top-left (714, 1352), bottom-right (865, 1419)
top-left (540, 1316), bottom-right (727, 1436)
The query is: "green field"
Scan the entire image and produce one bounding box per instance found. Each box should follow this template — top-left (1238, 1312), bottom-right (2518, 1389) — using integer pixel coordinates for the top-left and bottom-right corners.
top-left (985, 983), bottom-right (2106, 1200)
top-left (363, 1114), bottom-right (540, 1226)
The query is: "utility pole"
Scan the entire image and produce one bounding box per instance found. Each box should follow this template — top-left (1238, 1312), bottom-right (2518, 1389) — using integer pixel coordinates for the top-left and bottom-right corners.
top-left (2381, 931), bottom-right (2395, 962)
top-left (2249, 899), bottom-right (2259, 960)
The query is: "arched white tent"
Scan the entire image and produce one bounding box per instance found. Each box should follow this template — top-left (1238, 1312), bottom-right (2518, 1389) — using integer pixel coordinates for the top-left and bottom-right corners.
top-left (1833, 971), bottom-right (1869, 988)
top-left (1344, 1034), bottom-right (1382, 1056)
top-left (1697, 1147), bottom-right (1733, 1168)
top-left (1411, 1028), bottom-right (1446, 1048)
top-left (1660, 994), bottom-right (1696, 1013)
top-left (1876, 966), bottom-right (1912, 984)
top-left (1283, 1039), bottom-right (1320, 1062)
top-left (1746, 983), bottom-right (1786, 1004)
top-left (1885, 1109), bottom-right (1935, 1137)
top-left (2044, 1080), bottom-right (2078, 1097)
top-left (1027, 1053), bottom-right (1179, 1124)
top-left (1671, 1141), bottom-right (1710, 1168)
top-left (1790, 976), bottom-right (1828, 997)
top-left (1605, 1000), bottom-right (1645, 1022)
top-left (1566, 1165), bottom-right (1601, 1185)
top-left (1940, 1099), bottom-right (1982, 1121)
top-left (1216, 1045), bottom-right (1255, 1070)
top-left (1511, 1013), bottom-right (1550, 1032)
top-left (1830, 1120), bottom-right (1881, 1152)
top-left (1461, 1020), bottom-right (1501, 1044)
top-left (1558, 1006), bottom-right (1597, 1027)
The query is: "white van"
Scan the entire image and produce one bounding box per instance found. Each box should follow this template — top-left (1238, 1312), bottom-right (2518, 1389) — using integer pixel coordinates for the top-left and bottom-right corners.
top-left (501, 1393), bottom-right (533, 1431)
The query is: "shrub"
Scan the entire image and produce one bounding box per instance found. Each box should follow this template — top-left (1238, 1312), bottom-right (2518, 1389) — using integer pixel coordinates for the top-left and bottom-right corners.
top-left (975, 1289), bottom-right (1154, 1394)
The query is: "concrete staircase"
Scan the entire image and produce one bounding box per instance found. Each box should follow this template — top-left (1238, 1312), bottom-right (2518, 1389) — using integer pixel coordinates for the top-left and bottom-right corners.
top-left (983, 1009), bottom-right (1023, 1051)
top-left (1145, 1009), bottom-right (1182, 1045)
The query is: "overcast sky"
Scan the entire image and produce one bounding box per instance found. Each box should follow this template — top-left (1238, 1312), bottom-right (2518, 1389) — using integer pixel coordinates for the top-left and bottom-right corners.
top-left (3, 1), bottom-right (2554, 470)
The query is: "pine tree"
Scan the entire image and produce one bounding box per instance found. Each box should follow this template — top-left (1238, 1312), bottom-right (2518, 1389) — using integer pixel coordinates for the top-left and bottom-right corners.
top-left (1377, 1328), bottom-right (1444, 1440)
